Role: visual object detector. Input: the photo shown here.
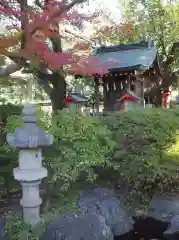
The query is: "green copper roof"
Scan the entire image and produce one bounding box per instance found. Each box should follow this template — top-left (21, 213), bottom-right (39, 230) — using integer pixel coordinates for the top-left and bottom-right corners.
top-left (94, 41), bottom-right (159, 71)
top-left (70, 94), bottom-right (87, 102)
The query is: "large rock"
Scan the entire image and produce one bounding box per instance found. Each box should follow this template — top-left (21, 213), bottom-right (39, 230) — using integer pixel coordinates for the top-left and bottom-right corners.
top-left (147, 194), bottom-right (179, 223)
top-left (41, 211), bottom-right (113, 240)
top-left (134, 216), bottom-right (168, 239)
top-left (77, 188), bottom-right (133, 236)
top-left (164, 215), bottom-right (179, 240)
top-left (0, 221), bottom-right (8, 240)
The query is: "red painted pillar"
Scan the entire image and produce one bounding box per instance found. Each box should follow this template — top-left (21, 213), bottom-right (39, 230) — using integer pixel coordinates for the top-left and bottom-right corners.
top-left (163, 88), bottom-right (171, 108)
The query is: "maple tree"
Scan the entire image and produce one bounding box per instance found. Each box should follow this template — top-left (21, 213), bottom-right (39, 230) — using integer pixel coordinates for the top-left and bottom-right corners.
top-left (0, 0), bottom-right (112, 111)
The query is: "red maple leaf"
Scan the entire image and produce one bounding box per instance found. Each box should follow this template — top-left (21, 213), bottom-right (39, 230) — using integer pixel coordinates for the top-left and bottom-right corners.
top-left (0, 0), bottom-right (112, 76)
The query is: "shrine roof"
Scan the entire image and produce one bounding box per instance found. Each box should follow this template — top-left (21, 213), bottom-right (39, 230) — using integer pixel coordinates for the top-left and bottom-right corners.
top-left (117, 90), bottom-right (140, 102)
top-left (64, 93), bottom-right (87, 103)
top-left (94, 41), bottom-right (160, 72)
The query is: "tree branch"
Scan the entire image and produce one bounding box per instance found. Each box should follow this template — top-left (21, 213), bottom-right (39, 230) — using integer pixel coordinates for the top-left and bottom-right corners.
top-left (35, 67), bottom-right (53, 96)
top-left (158, 26), bottom-right (167, 58)
top-left (162, 42), bottom-right (179, 70)
top-left (0, 52), bottom-right (30, 77)
top-left (38, 77), bottom-right (53, 96)
top-left (0, 0), bottom-right (30, 77)
top-left (0, 63), bottom-right (22, 77)
top-left (64, 0), bottom-right (86, 11)
top-left (0, 0), bottom-right (21, 21)
top-left (19, 0), bottom-right (28, 49)
top-left (0, 0), bottom-right (87, 82)
top-left (35, 0), bottom-right (43, 9)
top-left (65, 28), bottom-right (94, 44)
top-left (30, 0), bottom-right (87, 36)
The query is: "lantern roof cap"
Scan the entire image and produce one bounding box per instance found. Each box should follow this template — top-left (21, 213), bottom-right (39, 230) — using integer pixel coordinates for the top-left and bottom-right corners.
top-left (6, 104), bottom-right (53, 149)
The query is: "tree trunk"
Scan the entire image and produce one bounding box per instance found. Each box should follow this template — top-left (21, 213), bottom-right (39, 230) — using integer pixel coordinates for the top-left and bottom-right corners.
top-left (94, 78), bottom-right (100, 113)
top-left (154, 87), bottom-right (162, 107)
top-left (51, 72), bottom-right (66, 112)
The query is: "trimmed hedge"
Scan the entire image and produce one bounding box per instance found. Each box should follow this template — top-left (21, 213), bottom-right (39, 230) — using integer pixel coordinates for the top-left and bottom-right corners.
top-left (103, 108), bottom-right (179, 202)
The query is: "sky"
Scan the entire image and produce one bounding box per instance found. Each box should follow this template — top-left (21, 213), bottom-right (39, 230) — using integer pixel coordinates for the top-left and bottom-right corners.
top-left (29, 0), bottom-right (121, 21)
top-left (0, 0), bottom-right (121, 34)
top-left (87, 0), bottom-right (121, 21)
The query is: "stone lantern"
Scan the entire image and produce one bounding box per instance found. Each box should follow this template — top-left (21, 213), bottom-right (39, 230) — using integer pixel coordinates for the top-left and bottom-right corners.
top-left (6, 104), bottom-right (53, 226)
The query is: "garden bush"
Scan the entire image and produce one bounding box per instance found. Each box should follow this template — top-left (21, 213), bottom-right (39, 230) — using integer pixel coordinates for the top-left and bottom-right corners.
top-left (0, 104), bottom-right (22, 196)
top-left (43, 110), bottom-right (115, 197)
top-left (103, 108), bottom-right (179, 203)
top-left (6, 107), bottom-right (179, 239)
top-left (5, 107), bottom-right (115, 205)
top-left (8, 105), bottom-right (179, 206)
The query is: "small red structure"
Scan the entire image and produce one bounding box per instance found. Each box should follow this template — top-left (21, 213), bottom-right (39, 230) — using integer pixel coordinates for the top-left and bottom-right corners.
top-left (116, 90), bottom-right (140, 112)
top-left (64, 93), bottom-right (87, 113)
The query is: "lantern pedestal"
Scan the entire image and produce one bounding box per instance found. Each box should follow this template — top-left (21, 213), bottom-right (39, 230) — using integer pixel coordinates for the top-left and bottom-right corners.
top-left (20, 180), bottom-right (42, 225)
top-left (7, 104), bottom-right (52, 226)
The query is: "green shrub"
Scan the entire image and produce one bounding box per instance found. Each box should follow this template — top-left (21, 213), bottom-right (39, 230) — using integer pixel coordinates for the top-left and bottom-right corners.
top-left (6, 106), bottom-right (179, 207)
top-left (5, 107), bottom-right (115, 205)
top-left (0, 104), bottom-right (22, 196)
top-left (0, 104), bottom-right (22, 145)
top-left (44, 110), bottom-right (115, 193)
top-left (103, 108), bottom-right (179, 203)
